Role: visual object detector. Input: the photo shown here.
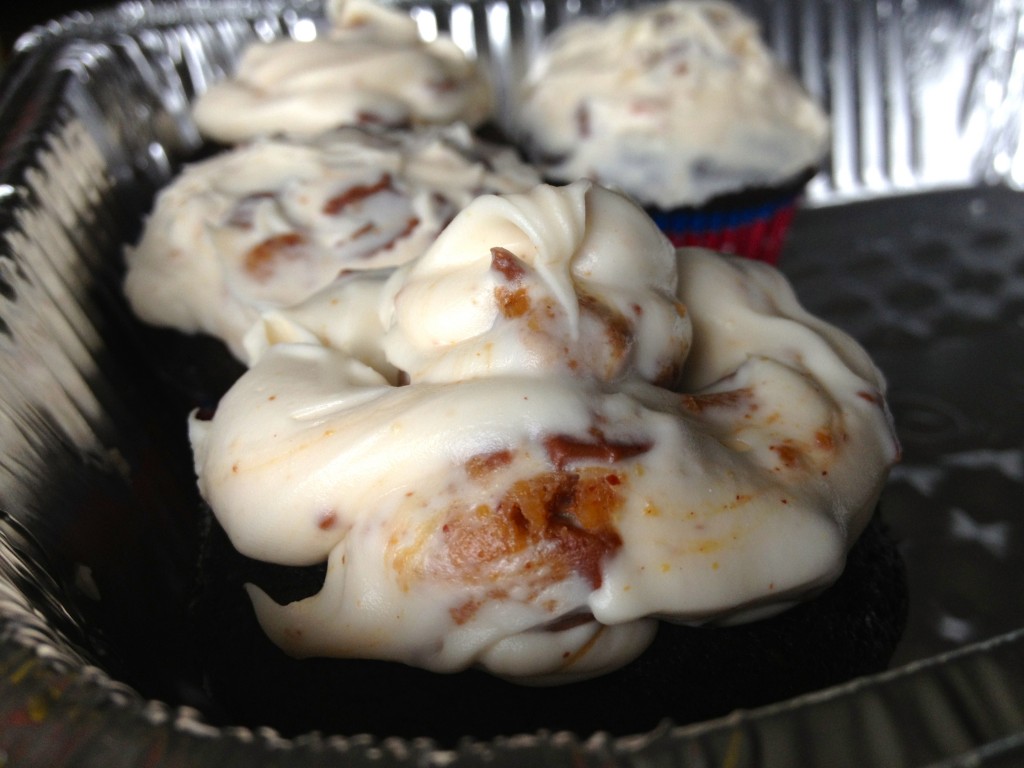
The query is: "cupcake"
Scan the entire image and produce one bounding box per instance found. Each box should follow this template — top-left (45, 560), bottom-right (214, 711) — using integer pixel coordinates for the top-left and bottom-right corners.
top-left (122, 124), bottom-right (540, 363)
top-left (514, 0), bottom-right (830, 263)
top-left (187, 182), bottom-right (903, 741)
top-left (192, 0), bottom-right (493, 144)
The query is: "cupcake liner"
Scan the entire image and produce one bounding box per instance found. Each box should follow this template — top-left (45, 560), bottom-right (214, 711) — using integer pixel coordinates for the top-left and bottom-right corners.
top-left (648, 187), bottom-right (804, 265)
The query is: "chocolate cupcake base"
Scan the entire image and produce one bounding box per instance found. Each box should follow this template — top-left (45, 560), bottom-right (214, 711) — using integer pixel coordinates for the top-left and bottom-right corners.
top-left (189, 512), bottom-right (907, 745)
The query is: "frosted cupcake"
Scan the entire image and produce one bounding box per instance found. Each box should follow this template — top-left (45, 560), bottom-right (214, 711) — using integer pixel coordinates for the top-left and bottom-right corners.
top-left (123, 124), bottom-right (540, 362)
top-left (192, 0), bottom-right (493, 144)
top-left (188, 182), bottom-right (905, 741)
top-left (514, 0), bottom-right (830, 263)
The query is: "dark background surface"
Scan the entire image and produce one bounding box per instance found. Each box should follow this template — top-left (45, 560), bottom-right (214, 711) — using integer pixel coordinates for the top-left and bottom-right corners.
top-left (5, 1), bottom-right (121, 54)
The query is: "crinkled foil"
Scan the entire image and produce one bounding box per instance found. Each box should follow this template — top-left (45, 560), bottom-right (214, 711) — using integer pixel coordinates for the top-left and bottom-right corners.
top-left (0, 0), bottom-right (1023, 765)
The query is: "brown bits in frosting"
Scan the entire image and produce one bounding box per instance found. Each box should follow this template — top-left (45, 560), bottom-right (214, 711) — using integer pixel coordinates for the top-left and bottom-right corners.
top-left (544, 428), bottom-right (652, 470)
top-left (348, 222), bottom-right (377, 241)
top-left (483, 471), bottom-right (622, 587)
top-left (466, 449), bottom-right (515, 478)
top-left (814, 429), bottom-right (835, 452)
top-left (520, 470), bottom-right (624, 589)
top-left (244, 232), bottom-right (307, 281)
top-left (449, 588), bottom-right (512, 625)
top-left (450, 598), bottom-right (481, 625)
top-left (578, 292), bottom-right (633, 374)
top-left (439, 503), bottom-right (528, 578)
top-left (496, 286), bottom-right (531, 318)
top-left (355, 111), bottom-right (392, 127)
top-left (858, 390), bottom-right (882, 406)
top-left (654, 360), bottom-right (683, 389)
top-left (339, 211), bottom-right (423, 261)
top-left (430, 463), bottom-right (627, 591)
top-left (491, 246), bottom-right (532, 318)
top-left (490, 246), bottom-right (527, 281)
top-left (770, 425), bottom-right (842, 472)
top-left (770, 442), bottom-right (802, 469)
top-left (384, 217), bottom-right (422, 251)
top-left (323, 174), bottom-right (393, 215)
top-left (680, 388), bottom-right (753, 413)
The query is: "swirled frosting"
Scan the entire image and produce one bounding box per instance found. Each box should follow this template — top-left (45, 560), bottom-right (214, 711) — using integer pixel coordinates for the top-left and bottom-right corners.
top-left (515, 0), bottom-right (830, 208)
top-left (191, 182), bottom-right (898, 684)
top-left (123, 125), bottom-right (539, 361)
top-left (193, 0), bottom-right (492, 143)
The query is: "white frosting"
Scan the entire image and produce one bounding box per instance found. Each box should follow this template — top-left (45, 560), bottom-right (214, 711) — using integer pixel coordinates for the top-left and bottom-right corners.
top-left (191, 182), bottom-right (897, 684)
top-left (123, 125), bottom-right (539, 361)
top-left (380, 183), bottom-right (691, 385)
top-left (515, 0), bottom-right (830, 208)
top-left (193, 0), bottom-right (492, 143)
top-left (243, 268), bottom-right (398, 378)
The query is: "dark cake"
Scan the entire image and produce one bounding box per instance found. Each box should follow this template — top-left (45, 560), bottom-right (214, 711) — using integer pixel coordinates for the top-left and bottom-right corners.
top-left (190, 510), bottom-right (906, 744)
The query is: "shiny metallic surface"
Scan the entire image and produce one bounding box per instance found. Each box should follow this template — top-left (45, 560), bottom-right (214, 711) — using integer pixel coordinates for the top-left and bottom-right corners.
top-left (0, 0), bottom-right (1022, 764)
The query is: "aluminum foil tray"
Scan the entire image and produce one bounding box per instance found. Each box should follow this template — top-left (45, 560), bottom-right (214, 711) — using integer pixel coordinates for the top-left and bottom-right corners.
top-left (1, 0), bottom-right (1024, 765)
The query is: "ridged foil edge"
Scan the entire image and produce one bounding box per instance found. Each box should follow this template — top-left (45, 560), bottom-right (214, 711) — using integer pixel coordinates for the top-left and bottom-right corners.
top-left (10, 0), bottom-right (1024, 204)
top-left (1, 0), bottom-right (1024, 765)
